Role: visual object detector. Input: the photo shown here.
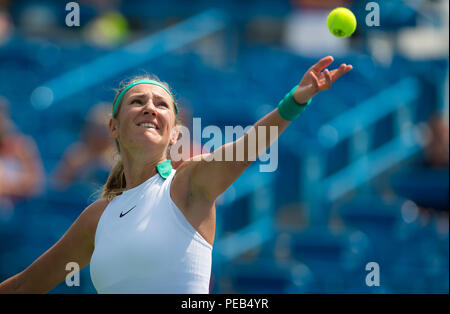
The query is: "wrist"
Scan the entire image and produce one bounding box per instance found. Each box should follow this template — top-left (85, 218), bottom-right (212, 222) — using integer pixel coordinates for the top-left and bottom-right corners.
top-left (293, 86), bottom-right (313, 105)
top-left (277, 85), bottom-right (312, 121)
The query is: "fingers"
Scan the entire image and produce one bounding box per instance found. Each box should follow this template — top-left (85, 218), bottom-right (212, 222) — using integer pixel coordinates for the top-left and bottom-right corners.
top-left (307, 61), bottom-right (353, 92)
top-left (324, 69), bottom-right (332, 89)
top-left (309, 71), bottom-right (320, 90)
top-left (310, 56), bottom-right (334, 73)
top-left (310, 69), bottom-right (331, 92)
top-left (330, 64), bottom-right (353, 82)
top-left (329, 64), bottom-right (346, 82)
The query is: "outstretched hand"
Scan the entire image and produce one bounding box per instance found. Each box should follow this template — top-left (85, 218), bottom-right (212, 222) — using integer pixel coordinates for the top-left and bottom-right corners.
top-left (293, 56), bottom-right (353, 104)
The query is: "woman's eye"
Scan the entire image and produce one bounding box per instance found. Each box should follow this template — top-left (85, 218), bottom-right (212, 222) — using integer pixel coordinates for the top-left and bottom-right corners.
top-left (158, 102), bottom-right (168, 108)
top-left (131, 99), bottom-right (142, 105)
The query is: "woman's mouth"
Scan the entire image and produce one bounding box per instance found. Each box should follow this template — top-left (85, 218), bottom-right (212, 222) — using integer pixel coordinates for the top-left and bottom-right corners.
top-left (137, 122), bottom-right (159, 130)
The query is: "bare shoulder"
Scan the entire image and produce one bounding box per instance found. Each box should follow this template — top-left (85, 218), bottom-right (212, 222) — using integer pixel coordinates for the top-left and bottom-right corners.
top-left (171, 159), bottom-right (204, 202)
top-left (79, 198), bottom-right (110, 246)
top-left (171, 160), bottom-right (195, 206)
top-left (171, 158), bottom-right (215, 209)
top-left (172, 157), bottom-right (213, 191)
top-left (171, 159), bottom-right (216, 246)
top-left (172, 159), bottom-right (197, 185)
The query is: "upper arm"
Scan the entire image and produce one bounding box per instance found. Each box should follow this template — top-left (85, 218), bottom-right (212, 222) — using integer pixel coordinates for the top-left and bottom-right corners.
top-left (173, 107), bottom-right (287, 203)
top-left (11, 199), bottom-right (108, 293)
top-left (196, 157), bottom-right (252, 202)
top-left (176, 149), bottom-right (253, 203)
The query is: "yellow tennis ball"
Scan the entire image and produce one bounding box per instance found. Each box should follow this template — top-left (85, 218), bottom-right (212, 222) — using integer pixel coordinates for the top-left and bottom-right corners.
top-left (327, 7), bottom-right (357, 38)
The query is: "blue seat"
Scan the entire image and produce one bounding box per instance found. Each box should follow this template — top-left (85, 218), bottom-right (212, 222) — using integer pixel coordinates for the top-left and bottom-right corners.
top-left (286, 226), bottom-right (372, 293)
top-left (258, 226), bottom-right (371, 293)
top-left (217, 258), bottom-right (315, 294)
top-left (390, 167), bottom-right (449, 212)
top-left (386, 216), bottom-right (449, 293)
top-left (336, 195), bottom-right (404, 265)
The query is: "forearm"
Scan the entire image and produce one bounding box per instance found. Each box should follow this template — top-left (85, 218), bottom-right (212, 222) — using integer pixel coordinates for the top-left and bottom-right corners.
top-left (191, 105), bottom-right (300, 201)
top-left (0, 271), bottom-right (26, 293)
top-left (210, 107), bottom-right (291, 163)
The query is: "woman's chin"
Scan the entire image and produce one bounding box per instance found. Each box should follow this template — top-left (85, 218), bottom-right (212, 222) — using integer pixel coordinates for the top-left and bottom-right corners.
top-left (138, 131), bottom-right (165, 145)
top-left (138, 127), bottom-right (161, 137)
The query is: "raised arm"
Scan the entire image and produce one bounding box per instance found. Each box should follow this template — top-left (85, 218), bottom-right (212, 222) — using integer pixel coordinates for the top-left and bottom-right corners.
top-left (0, 199), bottom-right (108, 293)
top-left (185, 56), bottom-right (353, 201)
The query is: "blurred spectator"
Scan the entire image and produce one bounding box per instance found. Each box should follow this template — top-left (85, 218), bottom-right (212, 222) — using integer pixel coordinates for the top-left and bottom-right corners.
top-left (79, 0), bottom-right (121, 12)
top-left (291, 0), bottom-right (353, 10)
top-left (423, 113), bottom-right (449, 169)
top-left (0, 2), bottom-right (13, 45)
top-left (419, 113), bottom-right (449, 233)
top-left (51, 102), bottom-right (115, 191)
top-left (0, 97), bottom-right (44, 208)
top-left (390, 112), bottom-right (449, 222)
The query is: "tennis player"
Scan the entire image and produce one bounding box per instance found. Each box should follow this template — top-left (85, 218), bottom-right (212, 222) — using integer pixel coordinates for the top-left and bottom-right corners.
top-left (0, 56), bottom-right (352, 293)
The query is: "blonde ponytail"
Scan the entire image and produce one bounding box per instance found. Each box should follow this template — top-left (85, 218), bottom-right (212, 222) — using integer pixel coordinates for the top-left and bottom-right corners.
top-left (100, 157), bottom-right (126, 202)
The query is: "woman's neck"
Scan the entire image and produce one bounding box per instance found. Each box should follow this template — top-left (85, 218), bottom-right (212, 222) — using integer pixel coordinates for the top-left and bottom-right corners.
top-left (121, 152), bottom-right (167, 190)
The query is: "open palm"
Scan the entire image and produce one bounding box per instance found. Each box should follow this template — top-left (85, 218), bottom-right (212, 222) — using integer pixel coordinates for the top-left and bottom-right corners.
top-left (294, 56), bottom-right (353, 104)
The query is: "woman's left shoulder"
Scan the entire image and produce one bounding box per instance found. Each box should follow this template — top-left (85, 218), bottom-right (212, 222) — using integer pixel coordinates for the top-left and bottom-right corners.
top-left (170, 159), bottom-right (212, 204)
top-left (171, 159), bottom-right (196, 188)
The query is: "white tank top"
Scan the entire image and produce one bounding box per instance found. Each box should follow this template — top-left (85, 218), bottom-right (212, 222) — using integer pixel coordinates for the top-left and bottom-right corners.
top-left (90, 169), bottom-right (213, 293)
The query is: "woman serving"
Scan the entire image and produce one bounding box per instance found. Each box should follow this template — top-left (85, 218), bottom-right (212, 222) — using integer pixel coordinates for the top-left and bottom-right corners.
top-left (0, 56), bottom-right (352, 293)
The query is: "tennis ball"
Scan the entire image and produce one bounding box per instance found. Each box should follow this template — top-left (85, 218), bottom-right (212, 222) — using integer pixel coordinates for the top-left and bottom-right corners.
top-left (327, 7), bottom-right (357, 38)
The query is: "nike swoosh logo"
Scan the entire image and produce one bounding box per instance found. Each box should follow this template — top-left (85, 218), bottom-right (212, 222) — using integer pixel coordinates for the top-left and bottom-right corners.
top-left (119, 205), bottom-right (136, 218)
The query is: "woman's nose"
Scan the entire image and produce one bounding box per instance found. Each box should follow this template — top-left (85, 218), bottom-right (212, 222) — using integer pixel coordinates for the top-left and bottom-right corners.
top-left (142, 101), bottom-right (157, 116)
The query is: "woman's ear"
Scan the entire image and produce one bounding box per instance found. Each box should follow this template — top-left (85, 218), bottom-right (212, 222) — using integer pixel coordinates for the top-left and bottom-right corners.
top-left (109, 118), bottom-right (119, 139)
top-left (169, 126), bottom-right (180, 145)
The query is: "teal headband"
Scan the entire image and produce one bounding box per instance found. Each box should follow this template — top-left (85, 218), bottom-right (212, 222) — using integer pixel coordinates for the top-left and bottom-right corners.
top-left (112, 79), bottom-right (178, 119)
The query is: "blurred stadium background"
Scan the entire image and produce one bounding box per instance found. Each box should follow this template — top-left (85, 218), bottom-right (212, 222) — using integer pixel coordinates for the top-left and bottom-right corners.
top-left (0, 0), bottom-right (448, 293)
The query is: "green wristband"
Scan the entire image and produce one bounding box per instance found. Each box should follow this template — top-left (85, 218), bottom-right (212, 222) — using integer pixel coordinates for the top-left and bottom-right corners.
top-left (277, 85), bottom-right (312, 121)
